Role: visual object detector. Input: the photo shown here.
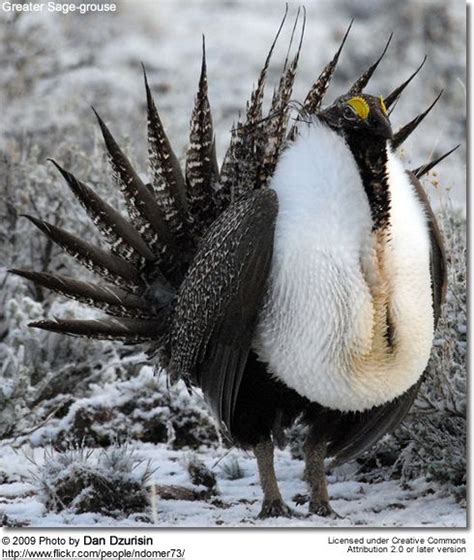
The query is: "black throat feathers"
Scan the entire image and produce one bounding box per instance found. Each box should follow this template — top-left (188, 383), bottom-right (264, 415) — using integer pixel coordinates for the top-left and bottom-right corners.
top-left (347, 134), bottom-right (391, 231)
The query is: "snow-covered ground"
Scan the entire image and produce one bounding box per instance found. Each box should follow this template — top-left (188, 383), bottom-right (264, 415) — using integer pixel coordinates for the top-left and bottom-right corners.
top-left (0, 442), bottom-right (466, 528)
top-left (0, 0), bottom-right (466, 529)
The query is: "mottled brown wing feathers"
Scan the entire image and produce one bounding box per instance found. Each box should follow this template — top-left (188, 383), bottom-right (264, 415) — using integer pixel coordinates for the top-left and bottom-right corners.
top-left (169, 189), bottom-right (278, 429)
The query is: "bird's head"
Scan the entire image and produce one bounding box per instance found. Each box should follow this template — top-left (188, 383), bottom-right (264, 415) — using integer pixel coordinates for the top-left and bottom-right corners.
top-left (318, 93), bottom-right (393, 142)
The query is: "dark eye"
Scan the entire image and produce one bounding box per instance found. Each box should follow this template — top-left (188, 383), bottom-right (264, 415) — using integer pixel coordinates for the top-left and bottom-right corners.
top-left (343, 105), bottom-right (356, 119)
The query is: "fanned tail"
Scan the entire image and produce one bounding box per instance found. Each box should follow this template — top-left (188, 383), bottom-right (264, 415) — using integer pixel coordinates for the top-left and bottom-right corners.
top-left (21, 214), bottom-right (143, 293)
top-left (48, 159), bottom-right (155, 265)
top-left (92, 108), bottom-right (180, 275)
top-left (16, 98), bottom-right (191, 344)
top-left (9, 269), bottom-right (156, 318)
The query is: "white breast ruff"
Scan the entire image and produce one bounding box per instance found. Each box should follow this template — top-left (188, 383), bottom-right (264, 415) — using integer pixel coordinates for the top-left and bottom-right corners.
top-left (255, 120), bottom-right (434, 412)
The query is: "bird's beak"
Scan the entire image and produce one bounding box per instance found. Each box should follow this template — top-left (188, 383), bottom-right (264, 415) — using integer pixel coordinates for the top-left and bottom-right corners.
top-left (376, 114), bottom-right (393, 140)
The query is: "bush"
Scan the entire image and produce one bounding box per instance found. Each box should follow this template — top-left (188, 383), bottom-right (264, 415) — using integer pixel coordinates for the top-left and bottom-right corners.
top-left (34, 445), bottom-right (152, 517)
top-left (220, 456), bottom-right (245, 481)
top-left (29, 367), bottom-right (219, 451)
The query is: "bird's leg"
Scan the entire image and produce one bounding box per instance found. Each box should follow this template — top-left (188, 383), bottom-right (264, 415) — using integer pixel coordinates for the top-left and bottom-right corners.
top-left (304, 434), bottom-right (340, 518)
top-left (254, 439), bottom-right (293, 518)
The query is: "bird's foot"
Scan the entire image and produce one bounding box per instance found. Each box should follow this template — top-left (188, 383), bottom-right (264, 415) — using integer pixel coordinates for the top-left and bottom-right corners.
top-left (309, 500), bottom-right (343, 519)
top-left (258, 499), bottom-right (300, 519)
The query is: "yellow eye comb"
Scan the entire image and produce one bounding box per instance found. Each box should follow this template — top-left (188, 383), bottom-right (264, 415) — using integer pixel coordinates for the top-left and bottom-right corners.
top-left (379, 96), bottom-right (388, 114)
top-left (347, 96), bottom-right (370, 119)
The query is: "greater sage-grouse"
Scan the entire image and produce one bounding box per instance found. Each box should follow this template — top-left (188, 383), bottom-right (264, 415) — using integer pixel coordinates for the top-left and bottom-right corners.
top-left (13, 16), bottom-right (456, 518)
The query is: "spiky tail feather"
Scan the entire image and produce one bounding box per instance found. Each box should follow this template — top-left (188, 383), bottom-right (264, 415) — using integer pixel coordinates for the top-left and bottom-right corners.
top-left (259, 7), bottom-right (306, 187)
top-left (347, 32), bottom-right (393, 95)
top-left (384, 56), bottom-right (427, 111)
top-left (143, 66), bottom-right (191, 250)
top-left (218, 7), bottom-right (289, 205)
top-left (300, 20), bottom-right (353, 116)
top-left (412, 145), bottom-right (460, 178)
top-left (392, 90), bottom-right (444, 149)
top-left (185, 37), bottom-right (220, 236)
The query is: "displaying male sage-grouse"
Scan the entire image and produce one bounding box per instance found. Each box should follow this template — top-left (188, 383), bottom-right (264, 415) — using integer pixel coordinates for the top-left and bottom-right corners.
top-left (12, 15), bottom-right (456, 518)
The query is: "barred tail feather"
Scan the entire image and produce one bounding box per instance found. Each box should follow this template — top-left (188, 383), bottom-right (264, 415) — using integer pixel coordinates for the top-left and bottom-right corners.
top-left (185, 36), bottom-right (220, 234)
top-left (92, 108), bottom-right (175, 256)
top-left (22, 214), bottom-right (143, 293)
top-left (29, 316), bottom-right (167, 342)
top-left (260, 8), bottom-right (306, 186)
top-left (301, 19), bottom-right (353, 116)
top-left (9, 269), bottom-right (153, 318)
top-left (143, 67), bottom-right (190, 243)
top-left (218, 115), bottom-right (245, 206)
top-left (49, 159), bottom-right (155, 264)
top-left (219, 7), bottom-right (288, 203)
top-left (246, 4), bottom-right (288, 125)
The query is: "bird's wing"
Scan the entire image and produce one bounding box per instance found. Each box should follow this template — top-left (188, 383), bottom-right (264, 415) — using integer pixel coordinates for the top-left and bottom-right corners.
top-left (169, 189), bottom-right (278, 431)
top-left (329, 175), bottom-right (447, 465)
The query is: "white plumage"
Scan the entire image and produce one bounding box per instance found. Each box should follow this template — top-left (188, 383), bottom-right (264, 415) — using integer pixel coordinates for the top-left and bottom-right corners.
top-left (256, 118), bottom-right (434, 411)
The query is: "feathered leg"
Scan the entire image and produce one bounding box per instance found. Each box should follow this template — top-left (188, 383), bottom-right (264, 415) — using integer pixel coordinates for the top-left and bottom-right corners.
top-left (304, 431), bottom-right (340, 518)
top-left (254, 439), bottom-right (293, 518)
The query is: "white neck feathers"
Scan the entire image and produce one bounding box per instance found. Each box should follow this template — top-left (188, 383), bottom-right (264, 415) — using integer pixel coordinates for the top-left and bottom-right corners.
top-left (256, 121), bottom-right (434, 412)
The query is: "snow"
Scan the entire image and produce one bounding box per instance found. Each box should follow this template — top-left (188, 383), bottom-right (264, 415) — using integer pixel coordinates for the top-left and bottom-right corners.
top-left (0, 442), bottom-right (465, 527)
top-left (0, 482), bottom-right (35, 498)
